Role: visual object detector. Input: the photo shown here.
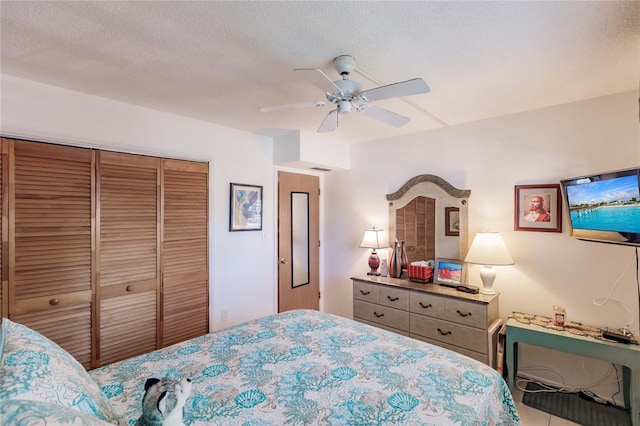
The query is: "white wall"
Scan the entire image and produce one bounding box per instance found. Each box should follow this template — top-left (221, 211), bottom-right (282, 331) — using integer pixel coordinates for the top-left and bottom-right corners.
top-left (323, 91), bottom-right (640, 405)
top-left (1, 74), bottom-right (278, 330)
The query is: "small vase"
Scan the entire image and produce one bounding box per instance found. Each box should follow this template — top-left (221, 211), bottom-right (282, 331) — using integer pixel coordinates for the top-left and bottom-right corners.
top-left (380, 259), bottom-right (389, 277)
top-left (389, 241), bottom-right (402, 278)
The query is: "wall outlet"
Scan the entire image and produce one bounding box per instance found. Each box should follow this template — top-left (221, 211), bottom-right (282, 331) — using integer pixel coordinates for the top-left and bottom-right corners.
top-left (221, 309), bottom-right (229, 322)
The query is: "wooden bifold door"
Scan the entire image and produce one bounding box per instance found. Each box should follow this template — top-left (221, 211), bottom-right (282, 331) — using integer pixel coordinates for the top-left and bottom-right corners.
top-left (0, 138), bottom-right (209, 369)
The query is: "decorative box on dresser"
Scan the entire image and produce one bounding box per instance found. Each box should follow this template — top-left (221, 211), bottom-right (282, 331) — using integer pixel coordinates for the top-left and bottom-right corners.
top-left (352, 275), bottom-right (502, 367)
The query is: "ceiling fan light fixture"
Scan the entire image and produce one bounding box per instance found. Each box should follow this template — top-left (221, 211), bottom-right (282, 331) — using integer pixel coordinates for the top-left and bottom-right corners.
top-left (337, 100), bottom-right (352, 115)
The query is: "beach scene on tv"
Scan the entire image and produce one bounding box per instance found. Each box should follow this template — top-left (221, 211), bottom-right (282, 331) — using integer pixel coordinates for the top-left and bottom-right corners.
top-left (566, 174), bottom-right (640, 233)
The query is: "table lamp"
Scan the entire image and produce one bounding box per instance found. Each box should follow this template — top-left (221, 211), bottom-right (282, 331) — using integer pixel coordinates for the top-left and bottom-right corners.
top-left (359, 227), bottom-right (389, 275)
top-left (464, 232), bottom-right (514, 294)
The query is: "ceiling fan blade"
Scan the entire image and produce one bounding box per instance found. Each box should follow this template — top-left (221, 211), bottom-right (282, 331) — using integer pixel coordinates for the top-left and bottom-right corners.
top-left (359, 78), bottom-right (430, 102)
top-left (295, 68), bottom-right (342, 94)
top-left (358, 105), bottom-right (410, 127)
top-left (317, 109), bottom-right (338, 133)
top-left (259, 101), bottom-right (326, 113)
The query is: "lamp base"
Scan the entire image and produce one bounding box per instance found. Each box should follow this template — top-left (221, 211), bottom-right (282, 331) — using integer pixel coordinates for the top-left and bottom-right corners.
top-left (479, 265), bottom-right (497, 295)
top-left (367, 250), bottom-right (380, 275)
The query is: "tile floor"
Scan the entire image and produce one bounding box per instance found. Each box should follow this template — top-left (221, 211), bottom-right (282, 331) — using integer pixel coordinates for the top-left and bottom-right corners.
top-left (512, 384), bottom-right (581, 426)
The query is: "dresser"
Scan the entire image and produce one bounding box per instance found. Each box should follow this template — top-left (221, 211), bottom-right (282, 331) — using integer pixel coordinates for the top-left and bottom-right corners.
top-left (352, 275), bottom-right (501, 367)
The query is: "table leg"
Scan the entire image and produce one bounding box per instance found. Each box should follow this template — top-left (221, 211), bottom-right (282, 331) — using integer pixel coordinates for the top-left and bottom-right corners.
top-left (625, 366), bottom-right (640, 426)
top-left (506, 337), bottom-right (517, 391)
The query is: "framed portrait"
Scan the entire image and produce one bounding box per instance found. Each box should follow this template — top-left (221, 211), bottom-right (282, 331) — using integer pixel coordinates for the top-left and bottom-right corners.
top-left (514, 184), bottom-right (562, 232)
top-left (445, 207), bottom-right (460, 236)
top-left (433, 258), bottom-right (467, 287)
top-left (229, 183), bottom-right (263, 231)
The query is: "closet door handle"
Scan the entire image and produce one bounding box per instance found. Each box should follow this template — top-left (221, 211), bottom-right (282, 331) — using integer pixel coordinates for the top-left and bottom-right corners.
top-left (437, 328), bottom-right (452, 336)
top-left (374, 312), bottom-right (384, 318)
top-left (49, 299), bottom-right (60, 306)
top-left (456, 310), bottom-right (472, 317)
top-left (360, 290), bottom-right (370, 295)
top-left (387, 296), bottom-right (399, 301)
top-left (419, 302), bottom-right (432, 309)
top-left (126, 285), bottom-right (133, 292)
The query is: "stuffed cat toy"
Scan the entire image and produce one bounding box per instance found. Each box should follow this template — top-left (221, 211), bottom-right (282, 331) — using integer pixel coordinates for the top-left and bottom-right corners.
top-left (136, 377), bottom-right (192, 426)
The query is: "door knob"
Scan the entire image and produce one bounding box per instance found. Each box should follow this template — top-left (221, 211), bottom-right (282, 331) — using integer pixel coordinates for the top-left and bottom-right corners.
top-left (279, 258), bottom-right (289, 264)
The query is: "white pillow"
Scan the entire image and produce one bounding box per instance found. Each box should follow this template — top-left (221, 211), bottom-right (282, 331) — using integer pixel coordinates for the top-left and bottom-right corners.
top-left (0, 318), bottom-right (122, 424)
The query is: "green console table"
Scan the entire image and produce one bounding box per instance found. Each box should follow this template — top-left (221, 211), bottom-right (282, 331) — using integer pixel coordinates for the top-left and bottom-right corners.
top-left (506, 312), bottom-right (640, 425)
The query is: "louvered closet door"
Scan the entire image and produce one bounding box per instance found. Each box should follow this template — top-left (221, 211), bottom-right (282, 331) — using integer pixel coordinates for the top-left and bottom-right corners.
top-left (0, 140), bottom-right (9, 318)
top-left (97, 152), bottom-right (160, 366)
top-left (9, 140), bottom-right (94, 368)
top-left (161, 159), bottom-right (209, 347)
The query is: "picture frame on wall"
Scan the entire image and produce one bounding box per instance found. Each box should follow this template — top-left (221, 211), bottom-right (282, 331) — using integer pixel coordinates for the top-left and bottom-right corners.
top-left (229, 183), bottom-right (263, 231)
top-left (445, 207), bottom-right (460, 236)
top-left (514, 184), bottom-right (562, 232)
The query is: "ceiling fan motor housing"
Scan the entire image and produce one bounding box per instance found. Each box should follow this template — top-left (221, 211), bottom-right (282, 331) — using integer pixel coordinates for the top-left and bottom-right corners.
top-left (328, 79), bottom-right (362, 106)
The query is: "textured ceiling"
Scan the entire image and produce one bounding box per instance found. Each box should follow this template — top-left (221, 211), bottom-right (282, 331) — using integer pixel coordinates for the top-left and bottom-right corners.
top-left (1, 1), bottom-right (639, 145)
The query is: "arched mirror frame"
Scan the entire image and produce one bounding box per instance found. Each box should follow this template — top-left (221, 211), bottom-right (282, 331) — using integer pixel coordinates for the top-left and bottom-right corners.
top-left (387, 175), bottom-right (471, 261)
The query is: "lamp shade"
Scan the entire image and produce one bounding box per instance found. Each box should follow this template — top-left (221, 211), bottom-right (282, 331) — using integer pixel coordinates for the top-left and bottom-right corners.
top-left (464, 232), bottom-right (514, 266)
top-left (359, 227), bottom-right (389, 249)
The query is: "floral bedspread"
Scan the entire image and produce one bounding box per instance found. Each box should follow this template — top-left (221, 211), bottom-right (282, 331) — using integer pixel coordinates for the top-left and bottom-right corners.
top-left (90, 309), bottom-right (520, 425)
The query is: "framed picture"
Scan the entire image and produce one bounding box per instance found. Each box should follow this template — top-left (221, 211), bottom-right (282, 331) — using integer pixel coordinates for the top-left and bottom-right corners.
top-left (514, 184), bottom-right (562, 232)
top-left (433, 258), bottom-right (467, 287)
top-left (229, 183), bottom-right (263, 231)
top-left (445, 207), bottom-right (460, 236)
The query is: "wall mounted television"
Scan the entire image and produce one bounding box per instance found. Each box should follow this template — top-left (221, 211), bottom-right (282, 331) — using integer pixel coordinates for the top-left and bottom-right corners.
top-left (560, 167), bottom-right (640, 246)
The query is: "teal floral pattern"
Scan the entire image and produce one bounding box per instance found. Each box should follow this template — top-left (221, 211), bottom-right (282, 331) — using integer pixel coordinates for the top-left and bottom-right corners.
top-left (0, 318), bottom-right (122, 425)
top-left (0, 399), bottom-right (116, 426)
top-left (90, 310), bottom-right (520, 425)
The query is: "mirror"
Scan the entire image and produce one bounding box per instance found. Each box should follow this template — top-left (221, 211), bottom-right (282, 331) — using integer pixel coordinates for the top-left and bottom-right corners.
top-left (291, 192), bottom-right (310, 287)
top-left (387, 175), bottom-right (471, 262)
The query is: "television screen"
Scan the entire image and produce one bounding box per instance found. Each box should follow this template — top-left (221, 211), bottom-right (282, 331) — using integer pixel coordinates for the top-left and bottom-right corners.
top-left (561, 168), bottom-right (640, 246)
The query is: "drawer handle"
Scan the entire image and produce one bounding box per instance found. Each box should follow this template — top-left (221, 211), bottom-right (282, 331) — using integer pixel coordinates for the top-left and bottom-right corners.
top-left (374, 312), bottom-right (385, 318)
top-left (419, 302), bottom-right (432, 309)
top-left (387, 296), bottom-right (399, 302)
top-left (456, 310), bottom-right (472, 317)
top-left (49, 298), bottom-right (60, 306)
top-left (437, 328), bottom-right (452, 336)
top-left (360, 290), bottom-right (370, 295)
top-left (126, 285), bottom-right (133, 292)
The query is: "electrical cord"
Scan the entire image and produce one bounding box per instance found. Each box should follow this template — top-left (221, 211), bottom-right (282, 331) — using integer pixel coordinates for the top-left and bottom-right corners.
top-left (611, 362), bottom-right (621, 403)
top-left (516, 362), bottom-right (619, 394)
top-left (592, 249), bottom-right (637, 334)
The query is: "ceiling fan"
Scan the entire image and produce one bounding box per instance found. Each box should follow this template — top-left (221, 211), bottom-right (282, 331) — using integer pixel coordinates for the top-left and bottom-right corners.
top-left (259, 55), bottom-right (431, 133)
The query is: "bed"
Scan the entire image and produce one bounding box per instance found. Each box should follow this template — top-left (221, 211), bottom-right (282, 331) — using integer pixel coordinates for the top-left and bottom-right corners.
top-left (1, 309), bottom-right (520, 425)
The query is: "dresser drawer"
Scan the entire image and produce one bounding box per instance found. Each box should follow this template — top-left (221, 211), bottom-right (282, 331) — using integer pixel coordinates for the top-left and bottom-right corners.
top-left (378, 286), bottom-right (408, 310)
top-left (353, 281), bottom-right (379, 303)
top-left (411, 334), bottom-right (487, 364)
top-left (409, 314), bottom-right (486, 353)
top-left (409, 291), bottom-right (444, 319)
top-left (356, 319), bottom-right (410, 337)
top-left (354, 300), bottom-right (409, 332)
top-left (445, 299), bottom-right (487, 328)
